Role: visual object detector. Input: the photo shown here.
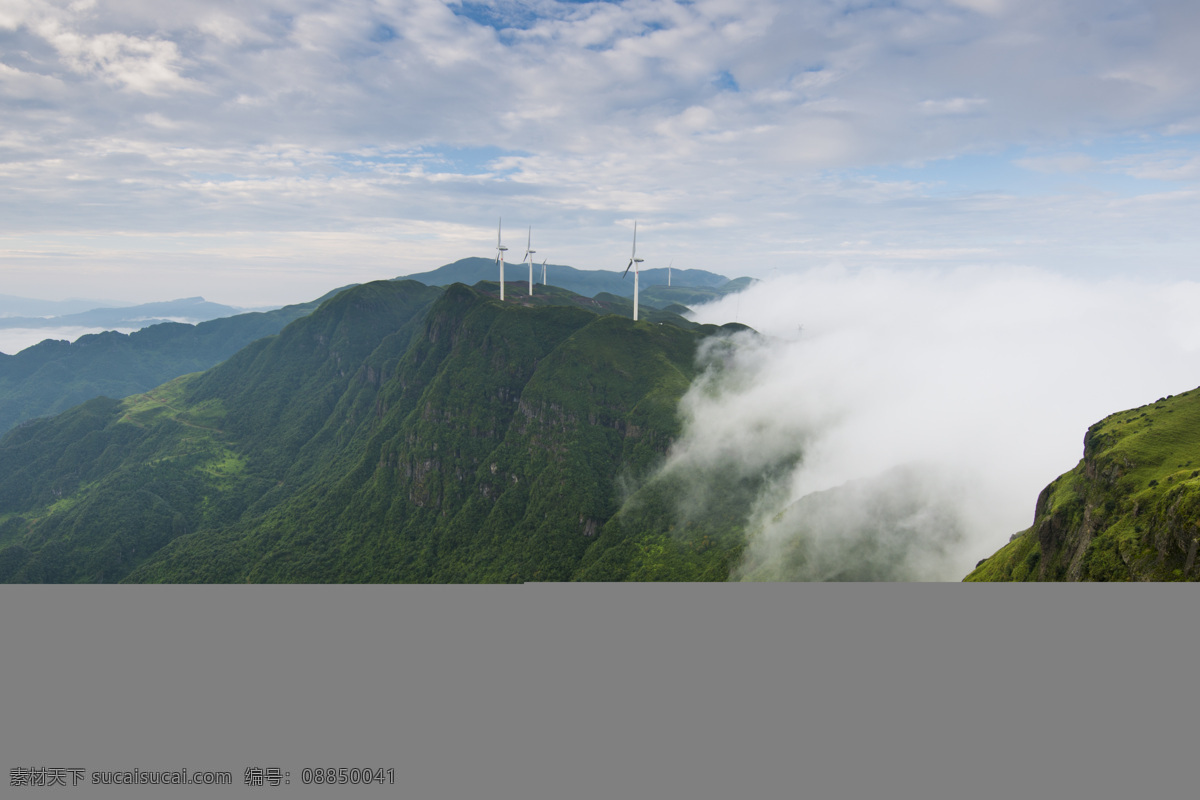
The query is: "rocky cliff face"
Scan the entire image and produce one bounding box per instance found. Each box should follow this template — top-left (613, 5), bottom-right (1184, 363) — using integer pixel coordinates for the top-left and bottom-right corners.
top-left (967, 388), bottom-right (1200, 582)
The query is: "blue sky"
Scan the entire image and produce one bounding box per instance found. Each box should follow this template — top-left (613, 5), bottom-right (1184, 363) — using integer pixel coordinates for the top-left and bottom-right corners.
top-left (2, 0), bottom-right (1200, 305)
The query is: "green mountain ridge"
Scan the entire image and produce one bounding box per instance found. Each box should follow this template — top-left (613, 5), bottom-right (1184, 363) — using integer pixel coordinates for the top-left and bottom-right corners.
top-left (0, 279), bottom-right (752, 583)
top-left (0, 258), bottom-right (751, 439)
top-left (966, 388), bottom-right (1200, 582)
top-left (0, 289), bottom-right (348, 435)
top-left (399, 257), bottom-right (735, 303)
top-left (0, 296), bottom-right (248, 330)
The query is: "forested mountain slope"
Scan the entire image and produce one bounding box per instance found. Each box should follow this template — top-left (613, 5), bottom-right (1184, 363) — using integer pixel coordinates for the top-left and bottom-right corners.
top-left (0, 279), bottom-right (747, 582)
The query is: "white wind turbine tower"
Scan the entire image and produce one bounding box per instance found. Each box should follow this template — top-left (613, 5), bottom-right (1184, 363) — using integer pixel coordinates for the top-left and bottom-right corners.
top-left (541, 257), bottom-right (547, 286)
top-left (622, 221), bottom-right (644, 322)
top-left (523, 226), bottom-right (536, 296)
top-left (667, 258), bottom-right (673, 287)
top-left (495, 218), bottom-right (508, 301)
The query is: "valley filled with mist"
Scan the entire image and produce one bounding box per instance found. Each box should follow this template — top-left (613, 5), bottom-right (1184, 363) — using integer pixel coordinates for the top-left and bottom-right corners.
top-left (682, 266), bottom-right (1200, 580)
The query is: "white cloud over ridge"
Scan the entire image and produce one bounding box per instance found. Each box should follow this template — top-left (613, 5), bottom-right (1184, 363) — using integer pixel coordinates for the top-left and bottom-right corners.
top-left (672, 266), bottom-right (1200, 579)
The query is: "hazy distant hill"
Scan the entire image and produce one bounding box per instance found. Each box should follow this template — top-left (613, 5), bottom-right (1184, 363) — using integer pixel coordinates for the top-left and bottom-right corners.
top-left (0, 296), bottom-right (248, 330)
top-left (640, 277), bottom-right (758, 309)
top-left (0, 294), bottom-right (133, 318)
top-left (0, 280), bottom-right (750, 583)
top-left (966, 388), bottom-right (1200, 582)
top-left (399, 257), bottom-right (730, 303)
top-left (0, 288), bottom-right (349, 434)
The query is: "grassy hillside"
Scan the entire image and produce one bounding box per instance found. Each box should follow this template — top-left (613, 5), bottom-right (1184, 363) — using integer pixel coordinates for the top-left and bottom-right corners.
top-left (0, 279), bottom-right (751, 583)
top-left (966, 388), bottom-right (1200, 582)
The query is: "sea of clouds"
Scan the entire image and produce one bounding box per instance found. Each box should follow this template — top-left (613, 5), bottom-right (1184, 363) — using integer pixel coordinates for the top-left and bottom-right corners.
top-left (673, 265), bottom-right (1200, 580)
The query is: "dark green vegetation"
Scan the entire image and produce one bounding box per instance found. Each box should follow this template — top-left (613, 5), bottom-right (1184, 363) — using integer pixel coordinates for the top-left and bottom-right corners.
top-left (0, 279), bottom-right (754, 582)
top-left (401, 257), bottom-right (733, 303)
top-left (967, 389), bottom-right (1200, 581)
top-left (0, 290), bottom-right (346, 434)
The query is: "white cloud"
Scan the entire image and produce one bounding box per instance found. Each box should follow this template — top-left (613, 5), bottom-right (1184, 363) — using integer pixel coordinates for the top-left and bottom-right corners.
top-left (0, 0), bottom-right (1198, 304)
top-left (194, 11), bottom-right (269, 46)
top-left (1014, 153), bottom-right (1095, 173)
top-left (920, 97), bottom-right (988, 116)
top-left (32, 16), bottom-right (198, 94)
top-left (947, 0), bottom-right (1009, 15)
top-left (1111, 152), bottom-right (1200, 181)
top-left (671, 265), bottom-right (1200, 579)
top-left (0, 0), bottom-right (40, 30)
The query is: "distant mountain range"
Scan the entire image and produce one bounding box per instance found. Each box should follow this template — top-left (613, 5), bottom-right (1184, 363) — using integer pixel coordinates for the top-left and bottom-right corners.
top-left (0, 296), bottom-right (252, 330)
top-left (399, 257), bottom-right (733, 302)
top-left (0, 294), bottom-right (133, 318)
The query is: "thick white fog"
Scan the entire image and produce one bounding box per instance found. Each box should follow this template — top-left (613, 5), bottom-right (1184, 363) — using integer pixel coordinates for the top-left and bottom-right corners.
top-left (675, 266), bottom-right (1200, 580)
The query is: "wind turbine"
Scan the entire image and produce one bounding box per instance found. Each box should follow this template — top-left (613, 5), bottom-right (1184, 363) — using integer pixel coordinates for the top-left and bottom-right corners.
top-left (541, 257), bottom-right (547, 286)
top-left (523, 226), bottom-right (536, 296)
top-left (667, 258), bottom-right (673, 287)
top-left (495, 218), bottom-right (508, 301)
top-left (622, 221), bottom-right (644, 322)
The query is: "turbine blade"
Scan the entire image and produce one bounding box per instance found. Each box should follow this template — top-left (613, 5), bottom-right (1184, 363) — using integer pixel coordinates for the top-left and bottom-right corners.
top-left (622, 259), bottom-right (632, 278)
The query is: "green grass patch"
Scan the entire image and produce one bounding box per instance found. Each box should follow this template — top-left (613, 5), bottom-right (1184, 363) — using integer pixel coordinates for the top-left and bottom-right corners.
top-left (971, 388), bottom-right (1200, 581)
top-left (964, 531), bottom-right (1040, 582)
